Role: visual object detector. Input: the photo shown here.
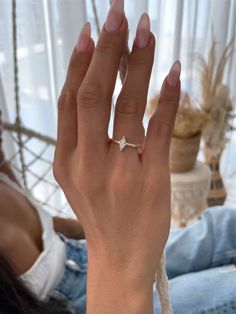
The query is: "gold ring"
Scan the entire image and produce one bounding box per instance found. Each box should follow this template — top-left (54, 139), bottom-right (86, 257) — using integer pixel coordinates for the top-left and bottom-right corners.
top-left (110, 136), bottom-right (141, 151)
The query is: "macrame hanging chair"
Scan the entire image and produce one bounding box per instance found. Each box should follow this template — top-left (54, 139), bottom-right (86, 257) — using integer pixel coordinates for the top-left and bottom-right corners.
top-left (3, 0), bottom-right (172, 312)
top-left (2, 0), bottom-right (67, 216)
top-left (3, 0), bottom-right (129, 217)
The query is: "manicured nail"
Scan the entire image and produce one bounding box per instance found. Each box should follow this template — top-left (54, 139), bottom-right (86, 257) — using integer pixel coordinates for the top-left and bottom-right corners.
top-left (105, 0), bottom-right (124, 32)
top-left (166, 61), bottom-right (181, 87)
top-left (135, 13), bottom-right (151, 48)
top-left (76, 22), bottom-right (91, 53)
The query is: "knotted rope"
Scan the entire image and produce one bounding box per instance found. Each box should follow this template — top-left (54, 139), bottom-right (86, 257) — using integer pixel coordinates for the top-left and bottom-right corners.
top-left (12, 0), bottom-right (27, 188)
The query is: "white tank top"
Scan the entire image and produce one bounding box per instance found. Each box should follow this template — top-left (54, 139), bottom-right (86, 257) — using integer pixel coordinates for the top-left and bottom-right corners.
top-left (0, 172), bottom-right (66, 300)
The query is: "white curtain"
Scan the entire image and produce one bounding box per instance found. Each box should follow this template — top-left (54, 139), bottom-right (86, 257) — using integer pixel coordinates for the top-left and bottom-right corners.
top-left (0, 0), bottom-right (235, 206)
top-left (1, 0), bottom-right (235, 127)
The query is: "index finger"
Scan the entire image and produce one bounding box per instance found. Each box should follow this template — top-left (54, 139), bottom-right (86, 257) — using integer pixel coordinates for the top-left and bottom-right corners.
top-left (77, 0), bottom-right (128, 150)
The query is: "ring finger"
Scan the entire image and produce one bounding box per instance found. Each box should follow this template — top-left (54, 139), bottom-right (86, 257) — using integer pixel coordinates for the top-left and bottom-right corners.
top-left (111, 13), bottom-right (155, 158)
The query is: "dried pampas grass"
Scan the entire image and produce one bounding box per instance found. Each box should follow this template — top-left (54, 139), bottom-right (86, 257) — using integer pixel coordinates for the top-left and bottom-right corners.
top-left (196, 37), bottom-right (235, 157)
top-left (174, 106), bottom-right (207, 139)
top-left (148, 92), bottom-right (207, 139)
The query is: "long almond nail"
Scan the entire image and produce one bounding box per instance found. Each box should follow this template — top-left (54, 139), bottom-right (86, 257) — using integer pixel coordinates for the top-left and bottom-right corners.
top-left (76, 22), bottom-right (91, 53)
top-left (135, 13), bottom-right (151, 48)
top-left (105, 0), bottom-right (124, 32)
top-left (167, 61), bottom-right (181, 87)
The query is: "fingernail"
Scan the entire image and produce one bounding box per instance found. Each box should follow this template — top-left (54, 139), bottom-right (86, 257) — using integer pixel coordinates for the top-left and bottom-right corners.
top-left (105, 0), bottom-right (124, 32)
top-left (76, 22), bottom-right (91, 53)
top-left (135, 13), bottom-right (151, 48)
top-left (166, 61), bottom-right (181, 87)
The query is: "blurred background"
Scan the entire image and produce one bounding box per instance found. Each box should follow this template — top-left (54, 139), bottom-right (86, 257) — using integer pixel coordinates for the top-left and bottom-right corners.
top-left (0, 0), bottom-right (235, 223)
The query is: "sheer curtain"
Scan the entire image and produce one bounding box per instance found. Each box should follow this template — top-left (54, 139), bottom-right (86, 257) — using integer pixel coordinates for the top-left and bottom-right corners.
top-left (0, 0), bottom-right (235, 206)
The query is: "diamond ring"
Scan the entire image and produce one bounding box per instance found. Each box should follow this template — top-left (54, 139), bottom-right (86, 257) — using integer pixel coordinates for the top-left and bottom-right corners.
top-left (110, 136), bottom-right (142, 151)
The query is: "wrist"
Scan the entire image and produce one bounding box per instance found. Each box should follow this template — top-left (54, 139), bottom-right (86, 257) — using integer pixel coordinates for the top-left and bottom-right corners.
top-left (87, 252), bottom-right (154, 314)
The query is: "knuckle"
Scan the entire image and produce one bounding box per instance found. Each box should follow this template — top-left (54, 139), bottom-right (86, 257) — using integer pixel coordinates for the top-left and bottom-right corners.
top-left (58, 90), bottom-right (77, 111)
top-left (53, 150), bottom-right (71, 184)
top-left (116, 94), bottom-right (138, 115)
top-left (53, 160), bottom-right (64, 183)
top-left (78, 80), bottom-right (102, 109)
top-left (160, 93), bottom-right (178, 107)
top-left (153, 118), bottom-right (172, 137)
top-left (149, 115), bottom-right (172, 140)
top-left (68, 56), bottom-right (78, 73)
top-left (96, 39), bottom-right (114, 54)
top-left (130, 52), bottom-right (151, 67)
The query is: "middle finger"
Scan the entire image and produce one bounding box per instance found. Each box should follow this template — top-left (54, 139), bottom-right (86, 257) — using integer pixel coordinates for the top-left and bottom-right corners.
top-left (111, 13), bottom-right (155, 155)
top-left (77, 0), bottom-right (128, 151)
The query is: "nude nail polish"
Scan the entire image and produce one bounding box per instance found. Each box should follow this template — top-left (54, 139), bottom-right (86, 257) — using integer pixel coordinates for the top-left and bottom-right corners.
top-left (105, 0), bottom-right (124, 32)
top-left (76, 22), bottom-right (91, 53)
top-left (135, 13), bottom-right (151, 48)
top-left (166, 61), bottom-right (181, 87)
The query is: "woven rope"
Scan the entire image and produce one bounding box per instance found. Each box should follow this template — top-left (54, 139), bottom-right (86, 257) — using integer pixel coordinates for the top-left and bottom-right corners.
top-left (12, 0), bottom-right (27, 188)
top-left (155, 255), bottom-right (173, 313)
top-left (3, 127), bottom-right (68, 216)
top-left (0, 1), bottom-right (69, 215)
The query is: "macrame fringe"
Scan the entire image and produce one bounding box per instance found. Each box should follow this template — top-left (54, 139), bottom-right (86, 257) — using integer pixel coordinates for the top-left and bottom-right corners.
top-left (155, 253), bottom-right (173, 314)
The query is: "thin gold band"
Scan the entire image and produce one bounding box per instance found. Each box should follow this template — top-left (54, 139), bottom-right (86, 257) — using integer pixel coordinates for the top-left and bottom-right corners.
top-left (111, 139), bottom-right (141, 148)
top-left (110, 136), bottom-right (141, 151)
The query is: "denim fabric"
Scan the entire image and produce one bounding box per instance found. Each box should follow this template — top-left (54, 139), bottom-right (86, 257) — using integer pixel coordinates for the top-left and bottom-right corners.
top-left (48, 238), bottom-right (87, 314)
top-left (153, 265), bottom-right (236, 313)
top-left (153, 206), bottom-right (236, 313)
top-left (49, 206), bottom-right (236, 314)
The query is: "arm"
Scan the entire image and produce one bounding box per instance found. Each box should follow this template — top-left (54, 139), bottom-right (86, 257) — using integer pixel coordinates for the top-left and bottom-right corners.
top-left (87, 248), bottom-right (154, 314)
top-left (53, 217), bottom-right (85, 239)
top-left (0, 161), bottom-right (20, 186)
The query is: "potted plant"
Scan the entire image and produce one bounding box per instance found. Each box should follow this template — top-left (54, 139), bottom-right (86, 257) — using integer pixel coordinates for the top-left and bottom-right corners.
top-left (148, 93), bottom-right (207, 173)
top-left (197, 38), bottom-right (235, 206)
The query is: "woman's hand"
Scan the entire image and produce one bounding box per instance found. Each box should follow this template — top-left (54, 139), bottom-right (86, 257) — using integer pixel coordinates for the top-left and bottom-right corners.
top-left (53, 1), bottom-right (180, 313)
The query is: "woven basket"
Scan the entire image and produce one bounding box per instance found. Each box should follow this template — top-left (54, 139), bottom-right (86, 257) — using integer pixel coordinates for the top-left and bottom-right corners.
top-left (170, 133), bottom-right (201, 173)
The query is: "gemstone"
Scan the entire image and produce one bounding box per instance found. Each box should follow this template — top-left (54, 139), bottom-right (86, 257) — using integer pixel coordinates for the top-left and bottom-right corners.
top-left (119, 136), bottom-right (127, 151)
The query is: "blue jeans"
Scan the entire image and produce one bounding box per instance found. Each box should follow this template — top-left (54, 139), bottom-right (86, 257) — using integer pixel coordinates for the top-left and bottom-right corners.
top-left (49, 206), bottom-right (236, 314)
top-left (49, 238), bottom-right (88, 314)
top-left (154, 206), bottom-right (236, 313)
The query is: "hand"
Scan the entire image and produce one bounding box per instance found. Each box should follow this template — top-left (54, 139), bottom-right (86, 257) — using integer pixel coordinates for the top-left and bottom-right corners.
top-left (53, 1), bottom-right (180, 313)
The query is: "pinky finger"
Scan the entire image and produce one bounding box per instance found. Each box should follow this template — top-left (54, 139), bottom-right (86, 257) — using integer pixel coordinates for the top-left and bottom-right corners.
top-left (143, 61), bottom-right (181, 167)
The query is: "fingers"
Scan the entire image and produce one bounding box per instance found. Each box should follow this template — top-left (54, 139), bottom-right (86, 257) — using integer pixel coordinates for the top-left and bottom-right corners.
top-left (143, 61), bottom-right (181, 167)
top-left (112, 14), bottom-right (155, 155)
top-left (77, 0), bottom-right (128, 149)
top-left (56, 23), bottom-right (94, 157)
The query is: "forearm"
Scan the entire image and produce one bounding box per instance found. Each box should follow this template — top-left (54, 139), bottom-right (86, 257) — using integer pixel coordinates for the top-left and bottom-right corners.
top-left (53, 217), bottom-right (85, 239)
top-left (87, 253), bottom-right (154, 314)
top-left (0, 151), bottom-right (20, 186)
